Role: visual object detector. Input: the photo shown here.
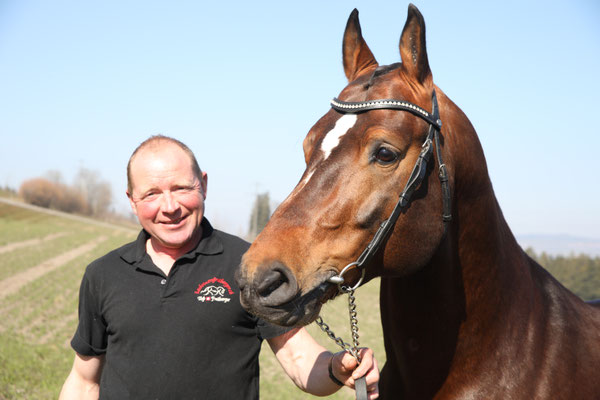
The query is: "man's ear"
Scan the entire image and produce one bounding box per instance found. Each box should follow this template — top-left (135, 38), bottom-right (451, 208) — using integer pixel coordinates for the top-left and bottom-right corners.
top-left (200, 172), bottom-right (208, 199)
top-left (126, 191), bottom-right (138, 216)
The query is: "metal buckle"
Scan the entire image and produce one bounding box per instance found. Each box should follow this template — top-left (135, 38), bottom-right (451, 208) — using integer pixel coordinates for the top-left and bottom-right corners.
top-left (327, 261), bottom-right (366, 292)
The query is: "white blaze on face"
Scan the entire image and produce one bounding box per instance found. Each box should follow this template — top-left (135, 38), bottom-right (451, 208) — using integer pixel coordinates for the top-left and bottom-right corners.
top-left (320, 114), bottom-right (358, 160)
top-left (280, 114), bottom-right (358, 207)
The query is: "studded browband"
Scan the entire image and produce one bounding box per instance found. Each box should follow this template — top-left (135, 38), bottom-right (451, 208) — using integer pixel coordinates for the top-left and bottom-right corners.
top-left (331, 97), bottom-right (442, 130)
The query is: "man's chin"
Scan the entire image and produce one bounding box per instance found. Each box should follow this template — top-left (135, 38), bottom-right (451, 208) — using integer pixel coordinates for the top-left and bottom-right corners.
top-left (150, 231), bottom-right (195, 251)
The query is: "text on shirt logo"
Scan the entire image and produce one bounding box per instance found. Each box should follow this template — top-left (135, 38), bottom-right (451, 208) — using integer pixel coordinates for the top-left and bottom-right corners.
top-left (194, 277), bottom-right (234, 303)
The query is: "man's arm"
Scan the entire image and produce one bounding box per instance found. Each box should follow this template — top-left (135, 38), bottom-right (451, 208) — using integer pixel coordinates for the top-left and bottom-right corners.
top-left (59, 353), bottom-right (104, 400)
top-left (267, 327), bottom-right (379, 398)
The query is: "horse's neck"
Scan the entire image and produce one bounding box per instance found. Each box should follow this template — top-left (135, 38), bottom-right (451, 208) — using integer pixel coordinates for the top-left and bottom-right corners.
top-left (379, 187), bottom-right (542, 397)
top-left (379, 101), bottom-right (600, 398)
top-left (455, 190), bottom-right (533, 321)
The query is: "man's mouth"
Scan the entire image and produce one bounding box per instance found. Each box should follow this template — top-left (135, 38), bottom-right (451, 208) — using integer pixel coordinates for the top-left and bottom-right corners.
top-left (160, 215), bottom-right (187, 226)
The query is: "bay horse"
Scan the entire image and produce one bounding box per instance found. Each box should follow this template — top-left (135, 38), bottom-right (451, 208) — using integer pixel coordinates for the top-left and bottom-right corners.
top-left (236, 4), bottom-right (600, 399)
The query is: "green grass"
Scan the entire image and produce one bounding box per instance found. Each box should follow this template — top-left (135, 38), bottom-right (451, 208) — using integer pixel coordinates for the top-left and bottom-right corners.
top-left (0, 201), bottom-right (136, 399)
top-left (0, 231), bottom-right (98, 280)
top-left (0, 334), bottom-right (73, 400)
top-left (0, 203), bottom-right (84, 245)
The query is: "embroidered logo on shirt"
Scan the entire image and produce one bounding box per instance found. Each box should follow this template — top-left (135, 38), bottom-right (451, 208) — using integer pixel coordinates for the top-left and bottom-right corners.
top-left (194, 277), bottom-right (234, 303)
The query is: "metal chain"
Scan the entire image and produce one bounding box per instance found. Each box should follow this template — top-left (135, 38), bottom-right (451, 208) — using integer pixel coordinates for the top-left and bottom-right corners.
top-left (315, 287), bottom-right (361, 361)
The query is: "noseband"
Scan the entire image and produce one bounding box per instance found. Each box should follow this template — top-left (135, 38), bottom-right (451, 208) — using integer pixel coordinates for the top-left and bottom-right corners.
top-left (327, 90), bottom-right (452, 289)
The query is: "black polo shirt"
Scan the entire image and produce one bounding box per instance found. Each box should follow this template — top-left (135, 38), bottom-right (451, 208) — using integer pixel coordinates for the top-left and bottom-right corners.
top-left (71, 219), bottom-right (288, 399)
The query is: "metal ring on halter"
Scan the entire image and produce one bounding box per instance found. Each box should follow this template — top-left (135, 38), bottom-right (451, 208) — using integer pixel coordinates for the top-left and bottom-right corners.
top-left (327, 261), bottom-right (366, 291)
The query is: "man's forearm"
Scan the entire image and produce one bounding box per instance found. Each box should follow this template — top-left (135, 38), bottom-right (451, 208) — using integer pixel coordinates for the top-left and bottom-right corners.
top-left (268, 327), bottom-right (380, 398)
top-left (59, 371), bottom-right (100, 400)
top-left (268, 327), bottom-right (347, 396)
top-left (59, 353), bottom-right (104, 400)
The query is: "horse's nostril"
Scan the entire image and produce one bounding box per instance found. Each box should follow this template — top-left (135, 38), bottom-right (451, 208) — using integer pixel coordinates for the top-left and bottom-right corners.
top-left (255, 264), bottom-right (298, 307)
top-left (257, 271), bottom-right (286, 297)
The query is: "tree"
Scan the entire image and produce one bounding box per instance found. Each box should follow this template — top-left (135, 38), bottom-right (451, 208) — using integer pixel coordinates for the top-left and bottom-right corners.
top-left (73, 167), bottom-right (113, 217)
top-left (19, 178), bottom-right (57, 208)
top-left (19, 178), bottom-right (87, 213)
top-left (19, 167), bottom-right (113, 217)
top-left (248, 192), bottom-right (271, 240)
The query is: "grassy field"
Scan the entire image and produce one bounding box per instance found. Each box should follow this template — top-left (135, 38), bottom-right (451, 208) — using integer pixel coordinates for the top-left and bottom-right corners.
top-left (0, 199), bottom-right (383, 399)
top-left (0, 200), bottom-right (139, 399)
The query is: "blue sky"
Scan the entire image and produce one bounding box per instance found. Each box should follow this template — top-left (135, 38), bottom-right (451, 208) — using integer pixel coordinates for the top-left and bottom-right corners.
top-left (1, 0), bottom-right (599, 239)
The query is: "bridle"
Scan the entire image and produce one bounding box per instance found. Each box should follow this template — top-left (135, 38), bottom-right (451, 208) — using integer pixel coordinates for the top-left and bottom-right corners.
top-left (315, 88), bottom-right (452, 400)
top-left (327, 88), bottom-right (452, 289)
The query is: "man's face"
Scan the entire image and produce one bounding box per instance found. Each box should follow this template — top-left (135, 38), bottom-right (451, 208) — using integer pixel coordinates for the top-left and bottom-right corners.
top-left (127, 144), bottom-right (207, 252)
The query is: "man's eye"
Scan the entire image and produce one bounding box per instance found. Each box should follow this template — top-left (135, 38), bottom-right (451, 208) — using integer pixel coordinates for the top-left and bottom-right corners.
top-left (144, 192), bottom-right (159, 200)
top-left (374, 147), bottom-right (398, 164)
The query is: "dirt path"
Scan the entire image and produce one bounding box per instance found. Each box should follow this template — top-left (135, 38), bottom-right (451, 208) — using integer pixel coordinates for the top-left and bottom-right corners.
top-left (0, 236), bottom-right (108, 300)
top-left (0, 232), bottom-right (68, 254)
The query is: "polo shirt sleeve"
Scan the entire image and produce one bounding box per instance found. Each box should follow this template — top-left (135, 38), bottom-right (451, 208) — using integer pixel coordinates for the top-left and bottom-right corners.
top-left (70, 267), bottom-right (108, 356)
top-left (255, 317), bottom-right (293, 340)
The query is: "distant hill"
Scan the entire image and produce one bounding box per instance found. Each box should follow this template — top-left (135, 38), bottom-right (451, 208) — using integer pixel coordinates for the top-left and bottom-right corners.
top-left (517, 234), bottom-right (600, 257)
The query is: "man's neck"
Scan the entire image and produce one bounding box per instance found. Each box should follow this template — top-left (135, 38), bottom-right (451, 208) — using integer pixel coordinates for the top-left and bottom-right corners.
top-left (145, 227), bottom-right (203, 276)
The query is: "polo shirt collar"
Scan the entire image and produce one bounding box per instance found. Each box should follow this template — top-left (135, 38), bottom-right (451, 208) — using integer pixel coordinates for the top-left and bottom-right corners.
top-left (119, 218), bottom-right (223, 266)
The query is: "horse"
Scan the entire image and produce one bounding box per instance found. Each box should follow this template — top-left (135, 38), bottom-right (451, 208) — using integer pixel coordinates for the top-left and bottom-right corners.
top-left (235, 4), bottom-right (600, 399)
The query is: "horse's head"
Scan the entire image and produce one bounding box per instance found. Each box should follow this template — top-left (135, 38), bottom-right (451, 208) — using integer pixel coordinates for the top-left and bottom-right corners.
top-left (237, 5), bottom-right (467, 327)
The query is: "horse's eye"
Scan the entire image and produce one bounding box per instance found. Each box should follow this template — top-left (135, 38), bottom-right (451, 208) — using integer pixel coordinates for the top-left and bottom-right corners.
top-left (374, 147), bottom-right (398, 164)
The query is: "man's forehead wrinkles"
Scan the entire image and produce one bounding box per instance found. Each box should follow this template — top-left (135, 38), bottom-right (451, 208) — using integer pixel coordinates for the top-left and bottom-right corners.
top-left (134, 175), bottom-right (199, 194)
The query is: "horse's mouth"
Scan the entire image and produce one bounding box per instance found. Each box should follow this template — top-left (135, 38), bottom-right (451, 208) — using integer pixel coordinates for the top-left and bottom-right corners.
top-left (241, 275), bottom-right (340, 327)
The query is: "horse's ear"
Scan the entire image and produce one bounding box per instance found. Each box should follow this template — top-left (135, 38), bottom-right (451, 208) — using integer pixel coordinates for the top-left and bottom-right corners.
top-left (399, 4), bottom-right (432, 86)
top-left (343, 9), bottom-right (378, 81)
top-left (303, 130), bottom-right (317, 164)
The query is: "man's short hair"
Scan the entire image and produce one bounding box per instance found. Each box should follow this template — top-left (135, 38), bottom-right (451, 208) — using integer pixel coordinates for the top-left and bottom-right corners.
top-left (127, 135), bottom-right (202, 193)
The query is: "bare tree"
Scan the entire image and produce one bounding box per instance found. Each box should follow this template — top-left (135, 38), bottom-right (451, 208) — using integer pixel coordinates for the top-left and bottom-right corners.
top-left (44, 170), bottom-right (64, 185)
top-left (73, 167), bottom-right (113, 217)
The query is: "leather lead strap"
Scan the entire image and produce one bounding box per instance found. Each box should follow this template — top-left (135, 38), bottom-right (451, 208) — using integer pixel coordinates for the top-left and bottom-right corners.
top-left (355, 376), bottom-right (368, 400)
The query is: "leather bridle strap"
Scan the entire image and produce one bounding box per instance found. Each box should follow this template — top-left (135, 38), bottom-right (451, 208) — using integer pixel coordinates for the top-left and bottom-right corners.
top-left (330, 96), bottom-right (442, 130)
top-left (328, 90), bottom-right (452, 289)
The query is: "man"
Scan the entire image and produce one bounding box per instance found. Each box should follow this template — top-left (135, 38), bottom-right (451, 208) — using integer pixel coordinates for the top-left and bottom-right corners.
top-left (60, 135), bottom-right (379, 399)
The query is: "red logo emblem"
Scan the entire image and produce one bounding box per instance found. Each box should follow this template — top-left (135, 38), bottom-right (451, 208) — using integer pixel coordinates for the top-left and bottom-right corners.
top-left (194, 277), bottom-right (234, 303)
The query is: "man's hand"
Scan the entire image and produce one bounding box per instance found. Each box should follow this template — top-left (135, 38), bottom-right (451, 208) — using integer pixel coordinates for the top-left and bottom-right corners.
top-left (331, 348), bottom-right (379, 399)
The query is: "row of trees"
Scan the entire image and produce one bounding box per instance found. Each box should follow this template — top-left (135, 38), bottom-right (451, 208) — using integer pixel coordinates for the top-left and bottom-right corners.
top-left (0, 185), bottom-right (17, 197)
top-left (526, 248), bottom-right (600, 301)
top-left (19, 168), bottom-right (113, 217)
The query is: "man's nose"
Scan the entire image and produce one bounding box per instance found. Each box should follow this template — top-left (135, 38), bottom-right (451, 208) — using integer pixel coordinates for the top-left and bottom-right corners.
top-left (161, 191), bottom-right (180, 213)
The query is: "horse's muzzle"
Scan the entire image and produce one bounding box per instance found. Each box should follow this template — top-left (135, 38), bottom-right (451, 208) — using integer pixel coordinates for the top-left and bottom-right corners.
top-left (235, 261), bottom-right (332, 327)
top-left (236, 262), bottom-right (298, 316)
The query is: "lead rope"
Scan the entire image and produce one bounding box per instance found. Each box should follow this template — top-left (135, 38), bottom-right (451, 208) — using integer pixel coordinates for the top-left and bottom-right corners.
top-left (315, 285), bottom-right (368, 400)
